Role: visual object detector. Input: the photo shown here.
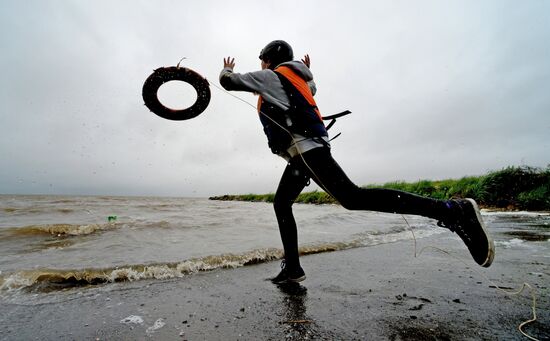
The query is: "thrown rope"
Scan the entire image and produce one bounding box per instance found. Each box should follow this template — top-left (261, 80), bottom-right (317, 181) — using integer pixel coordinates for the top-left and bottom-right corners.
top-left (401, 215), bottom-right (539, 341)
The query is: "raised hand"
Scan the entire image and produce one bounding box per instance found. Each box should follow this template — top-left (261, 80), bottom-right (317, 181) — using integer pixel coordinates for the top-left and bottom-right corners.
top-left (301, 54), bottom-right (310, 68)
top-left (224, 57), bottom-right (235, 70)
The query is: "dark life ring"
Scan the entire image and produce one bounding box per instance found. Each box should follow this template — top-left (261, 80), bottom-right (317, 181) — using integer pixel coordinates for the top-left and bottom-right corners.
top-left (142, 66), bottom-right (211, 121)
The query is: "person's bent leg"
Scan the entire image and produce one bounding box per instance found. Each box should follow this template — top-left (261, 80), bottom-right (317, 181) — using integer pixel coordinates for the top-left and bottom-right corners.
top-left (299, 147), bottom-right (449, 220)
top-left (297, 147), bottom-right (494, 267)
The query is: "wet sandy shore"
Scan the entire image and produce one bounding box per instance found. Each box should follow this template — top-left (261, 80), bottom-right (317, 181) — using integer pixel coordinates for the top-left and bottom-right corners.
top-left (1, 231), bottom-right (548, 340)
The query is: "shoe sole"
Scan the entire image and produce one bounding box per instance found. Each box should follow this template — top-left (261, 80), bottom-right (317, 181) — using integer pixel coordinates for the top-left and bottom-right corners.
top-left (271, 274), bottom-right (306, 285)
top-left (466, 198), bottom-right (495, 267)
top-left (288, 275), bottom-right (306, 283)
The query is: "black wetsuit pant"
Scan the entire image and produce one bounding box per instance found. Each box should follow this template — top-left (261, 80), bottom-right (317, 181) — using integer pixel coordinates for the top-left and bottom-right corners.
top-left (274, 146), bottom-right (449, 269)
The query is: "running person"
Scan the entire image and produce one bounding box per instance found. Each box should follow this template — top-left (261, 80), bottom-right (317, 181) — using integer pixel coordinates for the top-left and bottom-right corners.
top-left (219, 40), bottom-right (495, 284)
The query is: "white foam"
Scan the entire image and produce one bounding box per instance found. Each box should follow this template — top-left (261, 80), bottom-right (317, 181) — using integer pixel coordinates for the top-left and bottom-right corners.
top-left (481, 210), bottom-right (550, 217)
top-left (529, 272), bottom-right (544, 276)
top-left (495, 238), bottom-right (525, 248)
top-left (0, 273), bottom-right (34, 291)
top-left (354, 224), bottom-right (445, 247)
top-left (146, 318), bottom-right (165, 335)
top-left (120, 315), bottom-right (144, 325)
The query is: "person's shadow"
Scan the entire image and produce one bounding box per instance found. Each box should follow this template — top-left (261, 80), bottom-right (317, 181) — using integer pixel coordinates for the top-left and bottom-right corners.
top-left (276, 283), bottom-right (316, 339)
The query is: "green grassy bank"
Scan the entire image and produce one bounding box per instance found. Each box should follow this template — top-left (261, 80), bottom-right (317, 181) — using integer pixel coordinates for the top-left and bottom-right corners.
top-left (209, 166), bottom-right (550, 211)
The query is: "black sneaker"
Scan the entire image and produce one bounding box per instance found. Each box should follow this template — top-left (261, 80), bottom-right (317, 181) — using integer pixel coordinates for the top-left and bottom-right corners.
top-left (438, 198), bottom-right (495, 267)
top-left (270, 260), bottom-right (306, 284)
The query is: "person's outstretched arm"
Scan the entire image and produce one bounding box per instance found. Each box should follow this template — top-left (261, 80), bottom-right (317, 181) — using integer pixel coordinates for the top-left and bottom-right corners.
top-left (219, 56), bottom-right (273, 93)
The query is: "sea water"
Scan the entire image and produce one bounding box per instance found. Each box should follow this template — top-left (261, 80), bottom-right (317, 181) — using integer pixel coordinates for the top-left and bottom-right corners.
top-left (1, 195), bottom-right (548, 297)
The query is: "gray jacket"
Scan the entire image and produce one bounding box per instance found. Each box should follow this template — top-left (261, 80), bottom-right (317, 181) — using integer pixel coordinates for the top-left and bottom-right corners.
top-left (219, 61), bottom-right (327, 159)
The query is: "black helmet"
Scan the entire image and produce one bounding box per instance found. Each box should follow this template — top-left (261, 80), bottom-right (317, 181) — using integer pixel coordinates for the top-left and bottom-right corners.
top-left (259, 40), bottom-right (293, 68)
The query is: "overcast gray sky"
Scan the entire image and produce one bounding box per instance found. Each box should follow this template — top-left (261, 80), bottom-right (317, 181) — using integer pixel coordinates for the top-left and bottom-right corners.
top-left (1, 0), bottom-right (549, 197)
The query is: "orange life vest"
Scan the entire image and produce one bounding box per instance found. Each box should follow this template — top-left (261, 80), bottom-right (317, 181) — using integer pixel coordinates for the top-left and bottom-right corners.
top-left (256, 66), bottom-right (328, 154)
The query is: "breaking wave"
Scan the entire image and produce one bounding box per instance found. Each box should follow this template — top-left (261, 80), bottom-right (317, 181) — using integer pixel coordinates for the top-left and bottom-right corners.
top-left (0, 227), bottom-right (440, 293)
top-left (0, 222), bottom-right (120, 238)
top-left (0, 248), bottom-right (284, 292)
top-left (2, 207), bottom-right (79, 214)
